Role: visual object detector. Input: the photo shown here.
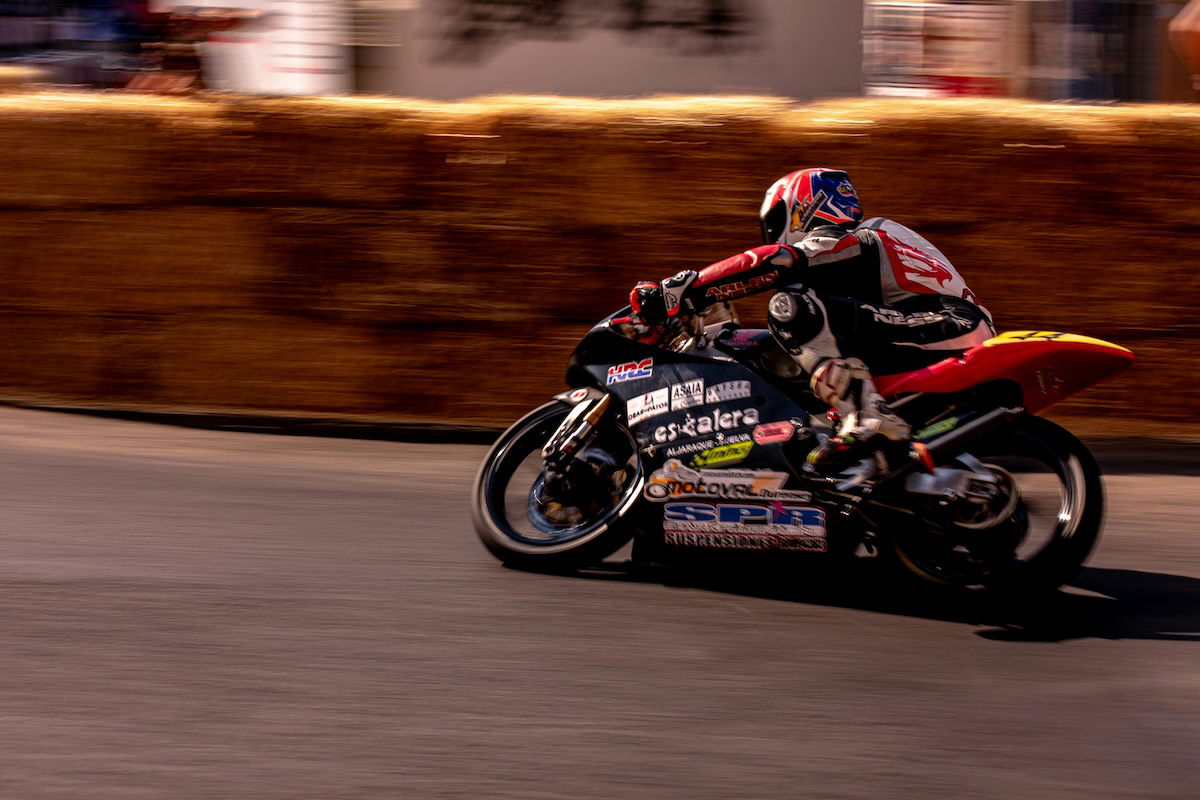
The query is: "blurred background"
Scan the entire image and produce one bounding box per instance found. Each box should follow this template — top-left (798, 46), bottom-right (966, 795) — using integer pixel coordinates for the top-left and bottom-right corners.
top-left (0, 0), bottom-right (1197, 102)
top-left (0, 0), bottom-right (1198, 433)
top-left (0, 8), bottom-right (1196, 800)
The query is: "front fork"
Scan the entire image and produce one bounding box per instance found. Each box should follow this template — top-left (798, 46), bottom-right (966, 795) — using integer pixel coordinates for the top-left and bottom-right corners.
top-left (541, 393), bottom-right (612, 470)
top-left (536, 391), bottom-right (616, 509)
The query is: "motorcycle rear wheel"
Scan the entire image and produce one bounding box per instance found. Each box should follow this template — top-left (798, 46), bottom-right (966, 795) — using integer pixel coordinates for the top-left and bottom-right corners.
top-left (889, 415), bottom-right (1104, 592)
top-left (471, 402), bottom-right (642, 570)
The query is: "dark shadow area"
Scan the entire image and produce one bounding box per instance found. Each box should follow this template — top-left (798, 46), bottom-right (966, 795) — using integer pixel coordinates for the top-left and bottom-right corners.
top-left (1006, 567), bottom-right (1200, 642)
top-left (1084, 439), bottom-right (1200, 476)
top-left (560, 560), bottom-right (1200, 642)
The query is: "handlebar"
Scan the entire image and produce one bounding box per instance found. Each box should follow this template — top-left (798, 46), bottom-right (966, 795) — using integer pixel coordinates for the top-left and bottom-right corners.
top-left (610, 302), bottom-right (739, 353)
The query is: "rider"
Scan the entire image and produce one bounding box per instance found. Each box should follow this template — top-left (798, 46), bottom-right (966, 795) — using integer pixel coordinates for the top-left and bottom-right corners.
top-left (628, 167), bottom-right (995, 472)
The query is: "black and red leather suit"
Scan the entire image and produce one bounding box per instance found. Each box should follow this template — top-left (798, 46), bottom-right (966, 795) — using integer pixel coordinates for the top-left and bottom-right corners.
top-left (653, 217), bottom-right (995, 379)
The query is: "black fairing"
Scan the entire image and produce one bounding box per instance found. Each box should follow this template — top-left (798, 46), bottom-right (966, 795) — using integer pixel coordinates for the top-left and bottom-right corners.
top-left (565, 309), bottom-right (814, 477)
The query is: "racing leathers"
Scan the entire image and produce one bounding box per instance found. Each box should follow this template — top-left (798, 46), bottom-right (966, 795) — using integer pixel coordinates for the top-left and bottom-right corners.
top-left (634, 217), bottom-right (996, 470)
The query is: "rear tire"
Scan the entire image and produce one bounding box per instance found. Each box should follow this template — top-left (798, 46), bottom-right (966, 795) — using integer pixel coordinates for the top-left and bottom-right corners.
top-left (889, 415), bottom-right (1104, 592)
top-left (471, 402), bottom-right (642, 571)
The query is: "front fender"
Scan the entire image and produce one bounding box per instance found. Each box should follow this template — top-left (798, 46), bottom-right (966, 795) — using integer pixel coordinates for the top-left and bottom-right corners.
top-left (553, 386), bottom-right (609, 406)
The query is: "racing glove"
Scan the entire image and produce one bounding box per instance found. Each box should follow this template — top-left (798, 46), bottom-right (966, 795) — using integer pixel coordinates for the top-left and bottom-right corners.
top-left (629, 269), bottom-right (700, 327)
top-left (660, 269), bottom-right (699, 317)
top-left (630, 280), bottom-right (667, 327)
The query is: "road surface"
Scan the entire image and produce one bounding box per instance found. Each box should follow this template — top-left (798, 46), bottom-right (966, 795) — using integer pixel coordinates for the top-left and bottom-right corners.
top-left (0, 407), bottom-right (1195, 799)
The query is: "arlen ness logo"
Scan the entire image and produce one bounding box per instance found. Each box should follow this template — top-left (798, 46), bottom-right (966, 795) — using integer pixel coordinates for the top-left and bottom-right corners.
top-left (704, 271), bottom-right (778, 301)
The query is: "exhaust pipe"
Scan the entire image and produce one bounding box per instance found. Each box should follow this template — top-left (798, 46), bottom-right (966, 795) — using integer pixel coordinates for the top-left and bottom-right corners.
top-left (855, 406), bottom-right (1024, 497)
top-left (924, 406), bottom-right (1024, 462)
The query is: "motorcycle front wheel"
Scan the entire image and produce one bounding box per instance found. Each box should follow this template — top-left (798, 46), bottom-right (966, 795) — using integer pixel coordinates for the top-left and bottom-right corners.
top-left (471, 402), bottom-right (643, 570)
top-left (889, 415), bottom-right (1104, 592)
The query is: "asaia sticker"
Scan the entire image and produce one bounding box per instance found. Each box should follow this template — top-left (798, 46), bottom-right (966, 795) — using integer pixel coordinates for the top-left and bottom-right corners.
top-left (606, 358), bottom-right (653, 385)
top-left (652, 406), bottom-right (759, 444)
top-left (753, 421), bottom-right (794, 446)
top-left (670, 379), bottom-right (704, 411)
top-left (705, 380), bottom-right (752, 404)
top-left (626, 388), bottom-right (669, 426)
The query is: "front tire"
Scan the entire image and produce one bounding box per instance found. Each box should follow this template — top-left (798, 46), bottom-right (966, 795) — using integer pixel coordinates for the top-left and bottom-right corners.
top-left (471, 402), bottom-right (642, 570)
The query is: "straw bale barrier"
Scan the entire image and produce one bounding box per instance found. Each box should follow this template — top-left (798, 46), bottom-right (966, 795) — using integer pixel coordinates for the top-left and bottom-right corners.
top-left (0, 65), bottom-right (44, 93)
top-left (0, 93), bottom-right (1195, 435)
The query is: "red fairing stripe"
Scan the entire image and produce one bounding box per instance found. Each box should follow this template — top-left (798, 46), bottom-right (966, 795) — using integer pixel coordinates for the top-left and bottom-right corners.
top-left (874, 340), bottom-right (1135, 414)
top-left (696, 245), bottom-right (791, 287)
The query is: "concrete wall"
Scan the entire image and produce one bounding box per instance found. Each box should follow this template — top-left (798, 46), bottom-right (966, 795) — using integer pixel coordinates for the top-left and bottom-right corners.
top-left (359, 0), bottom-right (863, 100)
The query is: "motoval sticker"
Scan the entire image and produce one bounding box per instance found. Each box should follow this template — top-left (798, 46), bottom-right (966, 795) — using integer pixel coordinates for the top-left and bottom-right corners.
top-left (753, 421), bottom-right (794, 446)
top-left (644, 460), bottom-right (789, 502)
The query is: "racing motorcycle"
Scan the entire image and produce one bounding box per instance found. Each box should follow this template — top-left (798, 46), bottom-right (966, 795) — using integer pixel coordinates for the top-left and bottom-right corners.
top-left (471, 303), bottom-right (1135, 591)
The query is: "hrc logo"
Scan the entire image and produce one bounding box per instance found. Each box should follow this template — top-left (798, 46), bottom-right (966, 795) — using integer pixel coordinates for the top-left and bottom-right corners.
top-left (606, 358), bottom-right (654, 385)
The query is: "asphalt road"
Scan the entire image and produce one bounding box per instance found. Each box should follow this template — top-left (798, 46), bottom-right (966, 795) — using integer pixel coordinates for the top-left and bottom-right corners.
top-left (0, 407), bottom-right (1196, 799)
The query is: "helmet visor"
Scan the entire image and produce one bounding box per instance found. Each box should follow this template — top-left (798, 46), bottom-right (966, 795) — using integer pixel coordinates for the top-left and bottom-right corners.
top-left (760, 200), bottom-right (788, 244)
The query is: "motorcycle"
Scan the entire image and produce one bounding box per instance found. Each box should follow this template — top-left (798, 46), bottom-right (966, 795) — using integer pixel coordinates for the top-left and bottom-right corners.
top-left (471, 302), bottom-right (1135, 591)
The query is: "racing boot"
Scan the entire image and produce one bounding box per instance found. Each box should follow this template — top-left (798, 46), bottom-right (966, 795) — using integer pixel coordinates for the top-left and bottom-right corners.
top-left (806, 357), bottom-right (910, 474)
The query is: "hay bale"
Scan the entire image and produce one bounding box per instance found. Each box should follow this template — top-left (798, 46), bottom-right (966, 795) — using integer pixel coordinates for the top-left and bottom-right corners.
top-left (0, 93), bottom-right (1192, 432)
top-left (0, 65), bottom-right (45, 92)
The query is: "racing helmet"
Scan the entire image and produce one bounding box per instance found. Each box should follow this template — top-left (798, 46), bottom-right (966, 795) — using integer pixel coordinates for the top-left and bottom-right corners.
top-left (759, 168), bottom-right (863, 246)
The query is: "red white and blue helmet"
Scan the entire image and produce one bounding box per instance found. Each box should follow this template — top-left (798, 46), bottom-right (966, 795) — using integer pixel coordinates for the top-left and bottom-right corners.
top-left (759, 168), bottom-right (863, 246)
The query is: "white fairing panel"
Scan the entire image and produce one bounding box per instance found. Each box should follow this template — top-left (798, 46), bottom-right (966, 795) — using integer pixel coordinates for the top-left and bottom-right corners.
top-left (860, 217), bottom-right (988, 318)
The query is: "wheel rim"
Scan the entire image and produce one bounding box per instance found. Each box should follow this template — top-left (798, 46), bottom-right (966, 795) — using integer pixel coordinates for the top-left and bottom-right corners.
top-left (895, 426), bottom-right (1085, 587)
top-left (480, 406), bottom-right (642, 552)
